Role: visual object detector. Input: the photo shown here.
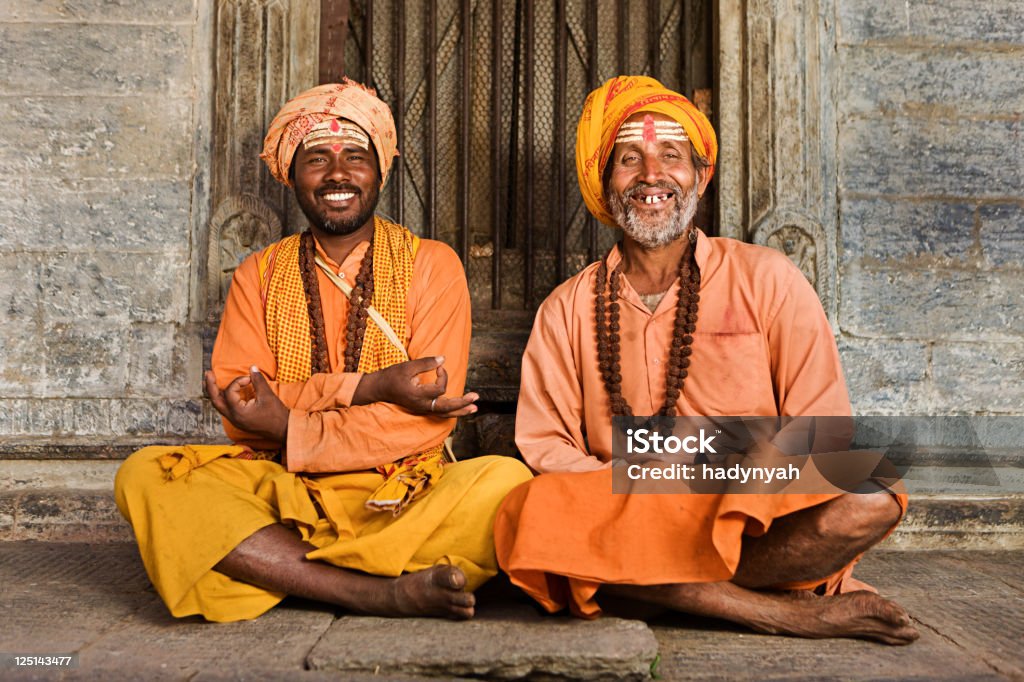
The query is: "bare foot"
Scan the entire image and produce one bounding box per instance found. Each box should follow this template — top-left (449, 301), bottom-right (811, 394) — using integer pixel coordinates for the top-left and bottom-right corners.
top-left (753, 590), bottom-right (919, 645)
top-left (388, 565), bottom-right (475, 620)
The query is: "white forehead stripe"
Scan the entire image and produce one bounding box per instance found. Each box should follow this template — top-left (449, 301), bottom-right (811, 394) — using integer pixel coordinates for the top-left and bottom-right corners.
top-left (302, 119), bottom-right (370, 150)
top-left (615, 121), bottom-right (689, 144)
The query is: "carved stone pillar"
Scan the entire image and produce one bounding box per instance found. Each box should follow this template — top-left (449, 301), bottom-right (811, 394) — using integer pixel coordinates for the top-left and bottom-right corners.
top-left (199, 0), bottom-right (320, 324)
top-left (716, 0), bottom-right (839, 324)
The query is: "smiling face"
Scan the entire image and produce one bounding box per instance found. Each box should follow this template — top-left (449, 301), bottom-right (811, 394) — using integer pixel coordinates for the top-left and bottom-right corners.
top-left (605, 111), bottom-right (708, 249)
top-left (291, 120), bottom-right (381, 237)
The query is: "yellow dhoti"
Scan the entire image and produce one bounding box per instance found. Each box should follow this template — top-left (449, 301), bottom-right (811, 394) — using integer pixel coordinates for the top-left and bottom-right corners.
top-left (115, 446), bottom-right (531, 622)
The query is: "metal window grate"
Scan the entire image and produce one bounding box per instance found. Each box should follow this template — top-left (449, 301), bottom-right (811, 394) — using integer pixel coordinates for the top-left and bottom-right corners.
top-left (332, 0), bottom-right (714, 312)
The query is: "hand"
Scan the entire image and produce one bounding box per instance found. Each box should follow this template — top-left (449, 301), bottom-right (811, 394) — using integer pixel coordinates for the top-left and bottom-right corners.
top-left (354, 356), bottom-right (479, 418)
top-left (204, 366), bottom-right (290, 442)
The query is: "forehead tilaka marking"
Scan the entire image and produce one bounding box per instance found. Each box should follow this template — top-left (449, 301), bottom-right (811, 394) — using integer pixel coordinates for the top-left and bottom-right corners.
top-left (302, 118), bottom-right (370, 151)
top-left (614, 115), bottom-right (689, 145)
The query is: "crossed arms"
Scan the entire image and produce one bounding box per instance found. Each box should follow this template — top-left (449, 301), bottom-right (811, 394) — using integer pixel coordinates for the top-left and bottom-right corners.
top-left (207, 241), bottom-right (476, 473)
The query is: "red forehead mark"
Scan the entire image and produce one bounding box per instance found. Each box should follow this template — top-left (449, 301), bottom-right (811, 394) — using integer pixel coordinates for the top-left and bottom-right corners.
top-left (642, 114), bottom-right (657, 143)
top-left (329, 119), bottom-right (340, 133)
top-left (331, 143), bottom-right (342, 152)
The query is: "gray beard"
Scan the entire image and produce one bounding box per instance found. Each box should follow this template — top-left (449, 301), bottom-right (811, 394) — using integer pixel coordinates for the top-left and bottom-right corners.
top-left (608, 179), bottom-right (700, 249)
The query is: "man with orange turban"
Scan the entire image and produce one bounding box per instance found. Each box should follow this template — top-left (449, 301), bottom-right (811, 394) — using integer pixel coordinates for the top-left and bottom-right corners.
top-left (115, 79), bottom-right (531, 623)
top-left (494, 76), bottom-right (918, 644)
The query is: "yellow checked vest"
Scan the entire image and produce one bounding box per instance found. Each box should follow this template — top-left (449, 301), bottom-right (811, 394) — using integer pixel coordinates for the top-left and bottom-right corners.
top-left (255, 217), bottom-right (447, 515)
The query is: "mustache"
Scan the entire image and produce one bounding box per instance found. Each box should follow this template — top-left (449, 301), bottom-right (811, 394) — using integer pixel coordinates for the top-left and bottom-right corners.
top-left (625, 180), bottom-right (683, 198)
top-left (316, 183), bottom-right (361, 195)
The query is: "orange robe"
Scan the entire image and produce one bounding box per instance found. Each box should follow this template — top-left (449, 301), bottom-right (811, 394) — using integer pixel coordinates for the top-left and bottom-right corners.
top-left (115, 235), bottom-right (532, 621)
top-left (214, 237), bottom-right (469, 471)
top-left (495, 230), bottom-right (906, 617)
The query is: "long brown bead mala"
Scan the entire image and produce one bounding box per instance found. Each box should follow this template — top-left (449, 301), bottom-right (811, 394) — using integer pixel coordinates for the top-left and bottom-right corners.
top-left (595, 238), bottom-right (701, 417)
top-left (298, 230), bottom-right (375, 376)
top-left (343, 239), bottom-right (375, 372)
top-left (299, 231), bottom-right (331, 375)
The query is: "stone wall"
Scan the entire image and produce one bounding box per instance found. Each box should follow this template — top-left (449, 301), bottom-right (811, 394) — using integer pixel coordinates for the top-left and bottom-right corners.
top-left (0, 0), bottom-right (219, 461)
top-left (834, 0), bottom-right (1024, 415)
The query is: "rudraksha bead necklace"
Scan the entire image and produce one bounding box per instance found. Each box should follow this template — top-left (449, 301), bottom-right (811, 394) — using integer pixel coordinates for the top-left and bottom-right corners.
top-left (594, 237), bottom-right (701, 417)
top-left (299, 230), bottom-right (375, 375)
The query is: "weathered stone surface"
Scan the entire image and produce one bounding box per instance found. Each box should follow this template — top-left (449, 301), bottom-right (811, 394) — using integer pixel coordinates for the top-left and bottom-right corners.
top-left (1, 589), bottom-right (141, 653)
top-left (308, 607), bottom-right (658, 680)
top-left (127, 324), bottom-right (201, 398)
top-left (0, 460), bottom-right (120, 492)
top-left (0, 401), bottom-right (103, 438)
top-left (652, 614), bottom-right (1002, 680)
top-left (839, 267), bottom-right (1024, 340)
top-left (0, 543), bottom-right (145, 662)
top-left (41, 322), bottom-right (129, 397)
top-left (39, 255), bottom-right (132, 323)
top-left (1, 544), bottom-right (1023, 679)
top-left (980, 203), bottom-right (1024, 268)
top-left (840, 198), bottom-right (976, 267)
top-left (111, 398), bottom-right (209, 438)
top-left (0, 497), bottom-right (13, 535)
top-left (0, 321), bottom-right (47, 396)
top-left (0, 398), bottom-right (223, 441)
top-left (900, 596), bottom-right (1024, 678)
top-left (0, 542), bottom-right (149, 595)
top-left (652, 548), bottom-right (1024, 680)
top-left (853, 416), bottom-right (1024, 452)
top-left (195, 673), bottom-right (450, 682)
top-left (39, 252), bottom-right (189, 324)
top-left (0, 439), bottom-right (174, 459)
top-left (839, 116), bottom-right (1022, 198)
top-left (854, 549), bottom-right (1024, 597)
top-left (840, 47), bottom-right (1024, 117)
top-left (0, 489), bottom-right (131, 542)
top-left (0, 96), bottom-right (192, 179)
top-left (0, 0), bottom-right (194, 22)
top-left (84, 599), bottom-right (335, 678)
top-left (68, 399), bottom-right (115, 436)
top-left (838, 337), bottom-right (930, 414)
top-left (27, 401), bottom-right (74, 438)
top-left (886, 494), bottom-right (1024, 550)
top-left (0, 399), bottom-right (29, 435)
top-left (0, 25), bottom-right (192, 95)
top-left (839, 0), bottom-right (1024, 45)
top-left (0, 252), bottom-right (41, 320)
top-left (0, 178), bottom-right (193, 252)
top-left (931, 342), bottom-right (1024, 413)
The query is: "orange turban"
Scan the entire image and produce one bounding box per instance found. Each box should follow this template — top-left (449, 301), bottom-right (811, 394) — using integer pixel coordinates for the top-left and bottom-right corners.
top-left (260, 78), bottom-right (399, 188)
top-left (575, 75), bottom-right (717, 226)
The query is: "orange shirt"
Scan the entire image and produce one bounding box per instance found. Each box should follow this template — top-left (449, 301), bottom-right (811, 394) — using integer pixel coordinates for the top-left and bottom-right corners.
top-left (212, 236), bottom-right (471, 473)
top-left (516, 230), bottom-right (851, 474)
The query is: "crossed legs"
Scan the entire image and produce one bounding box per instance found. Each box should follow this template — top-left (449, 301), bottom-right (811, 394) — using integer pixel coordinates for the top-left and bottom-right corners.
top-left (215, 524), bottom-right (476, 619)
top-left (601, 491), bottom-right (920, 645)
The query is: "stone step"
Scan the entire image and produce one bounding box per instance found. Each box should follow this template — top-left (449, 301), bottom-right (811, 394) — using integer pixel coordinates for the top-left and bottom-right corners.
top-left (306, 605), bottom-right (658, 681)
top-left (0, 488), bottom-right (132, 542)
top-left (1, 487), bottom-right (1022, 549)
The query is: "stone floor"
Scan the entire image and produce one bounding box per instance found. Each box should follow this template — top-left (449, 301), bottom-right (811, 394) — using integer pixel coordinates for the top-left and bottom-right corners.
top-left (0, 543), bottom-right (1021, 681)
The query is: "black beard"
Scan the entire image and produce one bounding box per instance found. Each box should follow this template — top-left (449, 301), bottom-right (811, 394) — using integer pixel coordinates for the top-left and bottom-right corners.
top-left (296, 183), bottom-right (380, 236)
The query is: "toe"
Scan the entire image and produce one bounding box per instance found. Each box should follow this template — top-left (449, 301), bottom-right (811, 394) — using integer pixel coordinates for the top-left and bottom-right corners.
top-left (449, 570), bottom-right (466, 589)
top-left (436, 565), bottom-right (466, 590)
top-left (452, 591), bottom-right (475, 608)
top-left (449, 605), bottom-right (475, 620)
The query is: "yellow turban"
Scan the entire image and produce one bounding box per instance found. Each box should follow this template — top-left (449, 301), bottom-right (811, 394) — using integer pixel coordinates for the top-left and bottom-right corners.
top-left (575, 75), bottom-right (718, 226)
top-left (260, 78), bottom-right (399, 188)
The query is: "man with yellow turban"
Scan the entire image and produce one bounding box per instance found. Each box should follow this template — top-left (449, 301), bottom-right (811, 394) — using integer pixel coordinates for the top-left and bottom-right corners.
top-left (494, 76), bottom-right (918, 645)
top-left (115, 79), bottom-right (531, 623)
